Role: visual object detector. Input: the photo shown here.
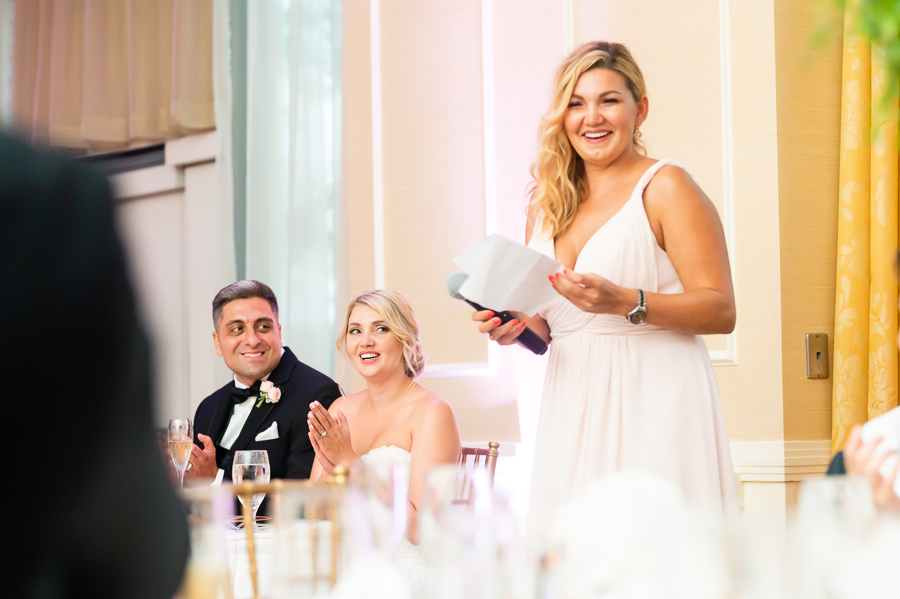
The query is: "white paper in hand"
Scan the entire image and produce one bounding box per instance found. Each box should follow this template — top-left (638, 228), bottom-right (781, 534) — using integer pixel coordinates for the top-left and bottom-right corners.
top-left (453, 234), bottom-right (563, 315)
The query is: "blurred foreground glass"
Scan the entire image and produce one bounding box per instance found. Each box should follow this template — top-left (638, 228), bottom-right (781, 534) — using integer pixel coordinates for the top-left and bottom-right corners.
top-left (790, 475), bottom-right (878, 599)
top-left (796, 474), bottom-right (877, 529)
top-left (168, 418), bottom-right (193, 488)
top-left (419, 464), bottom-right (492, 547)
top-left (420, 464), bottom-right (533, 599)
top-left (233, 450), bottom-right (270, 524)
top-left (271, 481), bottom-right (361, 597)
top-left (537, 473), bottom-right (731, 599)
top-left (182, 480), bottom-right (361, 599)
top-left (352, 458), bottom-right (408, 555)
top-left (181, 484), bottom-right (235, 599)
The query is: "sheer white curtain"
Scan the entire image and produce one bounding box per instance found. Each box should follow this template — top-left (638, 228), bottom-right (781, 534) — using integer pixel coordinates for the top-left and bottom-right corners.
top-left (212, 0), bottom-right (236, 292)
top-left (243, 0), bottom-right (342, 376)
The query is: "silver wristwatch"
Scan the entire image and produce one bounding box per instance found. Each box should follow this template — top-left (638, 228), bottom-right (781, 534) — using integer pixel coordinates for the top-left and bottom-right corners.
top-left (627, 289), bottom-right (647, 324)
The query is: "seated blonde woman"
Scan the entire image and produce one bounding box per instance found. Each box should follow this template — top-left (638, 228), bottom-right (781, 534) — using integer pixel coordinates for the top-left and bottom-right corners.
top-left (307, 290), bottom-right (461, 544)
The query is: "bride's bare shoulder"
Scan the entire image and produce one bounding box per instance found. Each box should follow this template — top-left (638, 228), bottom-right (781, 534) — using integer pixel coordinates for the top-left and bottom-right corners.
top-left (410, 385), bottom-right (458, 424)
top-left (409, 385), bottom-right (461, 458)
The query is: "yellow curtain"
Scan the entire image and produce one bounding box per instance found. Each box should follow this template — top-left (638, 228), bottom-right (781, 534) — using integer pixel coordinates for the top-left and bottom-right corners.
top-left (11, 0), bottom-right (214, 150)
top-left (832, 6), bottom-right (900, 452)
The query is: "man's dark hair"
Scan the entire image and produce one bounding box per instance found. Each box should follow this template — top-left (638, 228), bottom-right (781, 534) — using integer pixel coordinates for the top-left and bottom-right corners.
top-left (212, 280), bottom-right (279, 328)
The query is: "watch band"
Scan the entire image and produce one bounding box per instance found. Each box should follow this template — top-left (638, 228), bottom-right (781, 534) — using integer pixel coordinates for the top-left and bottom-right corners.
top-left (628, 289), bottom-right (647, 324)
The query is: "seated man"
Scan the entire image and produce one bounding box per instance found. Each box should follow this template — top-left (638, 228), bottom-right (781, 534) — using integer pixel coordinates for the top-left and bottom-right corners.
top-left (186, 280), bottom-right (342, 482)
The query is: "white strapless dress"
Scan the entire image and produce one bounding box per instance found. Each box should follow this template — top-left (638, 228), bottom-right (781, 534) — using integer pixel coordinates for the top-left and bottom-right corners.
top-left (360, 445), bottom-right (432, 599)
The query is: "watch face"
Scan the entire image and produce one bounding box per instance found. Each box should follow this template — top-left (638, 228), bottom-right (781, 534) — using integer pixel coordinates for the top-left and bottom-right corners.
top-left (630, 310), bottom-right (647, 324)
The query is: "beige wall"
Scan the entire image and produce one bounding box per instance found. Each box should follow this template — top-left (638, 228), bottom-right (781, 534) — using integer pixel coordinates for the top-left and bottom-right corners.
top-left (342, 0), bottom-right (842, 453)
top-left (774, 0), bottom-right (842, 441)
top-left (338, 0), bottom-right (845, 523)
top-left (721, 0), bottom-right (785, 442)
top-left (113, 132), bottom-right (234, 424)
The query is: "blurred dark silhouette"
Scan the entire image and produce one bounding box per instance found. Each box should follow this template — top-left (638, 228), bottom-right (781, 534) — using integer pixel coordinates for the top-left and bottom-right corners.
top-left (1, 133), bottom-right (189, 599)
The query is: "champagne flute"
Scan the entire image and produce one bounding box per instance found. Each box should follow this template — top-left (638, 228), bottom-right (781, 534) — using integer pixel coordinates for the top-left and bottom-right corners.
top-left (232, 450), bottom-right (271, 524)
top-left (168, 418), bottom-right (193, 489)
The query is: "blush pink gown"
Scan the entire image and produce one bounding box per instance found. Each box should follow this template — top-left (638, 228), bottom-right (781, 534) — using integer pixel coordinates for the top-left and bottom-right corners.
top-left (526, 159), bottom-right (738, 526)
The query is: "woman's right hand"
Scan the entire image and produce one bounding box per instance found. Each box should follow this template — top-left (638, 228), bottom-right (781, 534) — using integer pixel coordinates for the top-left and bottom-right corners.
top-left (472, 310), bottom-right (528, 345)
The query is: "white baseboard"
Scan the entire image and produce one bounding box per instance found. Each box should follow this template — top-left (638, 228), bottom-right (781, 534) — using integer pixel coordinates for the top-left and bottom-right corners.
top-left (730, 440), bottom-right (832, 482)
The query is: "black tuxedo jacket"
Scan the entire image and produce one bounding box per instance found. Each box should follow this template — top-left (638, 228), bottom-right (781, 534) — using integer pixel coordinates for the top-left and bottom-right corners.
top-left (194, 347), bottom-right (341, 480)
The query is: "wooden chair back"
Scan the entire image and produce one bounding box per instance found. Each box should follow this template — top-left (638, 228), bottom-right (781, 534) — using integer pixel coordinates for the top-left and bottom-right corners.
top-left (454, 442), bottom-right (500, 505)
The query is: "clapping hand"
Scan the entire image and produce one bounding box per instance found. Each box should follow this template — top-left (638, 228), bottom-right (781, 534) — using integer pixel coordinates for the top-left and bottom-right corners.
top-left (308, 401), bottom-right (358, 475)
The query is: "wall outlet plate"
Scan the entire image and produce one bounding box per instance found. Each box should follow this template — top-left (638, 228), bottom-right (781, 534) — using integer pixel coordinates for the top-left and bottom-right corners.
top-left (806, 333), bottom-right (829, 379)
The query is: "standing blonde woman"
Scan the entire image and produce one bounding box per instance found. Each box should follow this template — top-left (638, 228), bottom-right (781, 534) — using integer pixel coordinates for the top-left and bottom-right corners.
top-left (474, 42), bottom-right (738, 523)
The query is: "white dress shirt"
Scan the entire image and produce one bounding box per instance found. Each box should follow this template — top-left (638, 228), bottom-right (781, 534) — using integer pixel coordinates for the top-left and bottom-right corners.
top-left (212, 375), bottom-right (269, 485)
top-left (212, 348), bottom-right (285, 485)
top-left (220, 377), bottom-right (263, 451)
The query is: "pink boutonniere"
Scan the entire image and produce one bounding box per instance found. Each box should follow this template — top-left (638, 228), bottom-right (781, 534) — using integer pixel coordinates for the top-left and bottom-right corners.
top-left (256, 381), bottom-right (282, 408)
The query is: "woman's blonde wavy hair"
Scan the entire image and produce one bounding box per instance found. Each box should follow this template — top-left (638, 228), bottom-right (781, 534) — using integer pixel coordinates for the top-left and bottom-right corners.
top-left (530, 41), bottom-right (647, 239)
top-left (336, 290), bottom-right (426, 380)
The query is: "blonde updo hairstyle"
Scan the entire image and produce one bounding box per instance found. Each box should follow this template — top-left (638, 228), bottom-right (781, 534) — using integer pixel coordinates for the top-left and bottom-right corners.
top-left (336, 290), bottom-right (426, 380)
top-left (531, 41), bottom-right (647, 239)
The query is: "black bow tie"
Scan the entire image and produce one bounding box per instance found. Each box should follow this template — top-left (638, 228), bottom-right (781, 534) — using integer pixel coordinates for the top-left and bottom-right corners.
top-left (228, 380), bottom-right (262, 405)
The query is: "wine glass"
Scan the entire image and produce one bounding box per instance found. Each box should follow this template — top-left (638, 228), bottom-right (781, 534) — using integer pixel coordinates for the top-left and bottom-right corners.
top-left (354, 459), bottom-right (407, 554)
top-left (168, 418), bottom-right (193, 489)
top-left (791, 475), bottom-right (877, 596)
top-left (232, 450), bottom-right (271, 524)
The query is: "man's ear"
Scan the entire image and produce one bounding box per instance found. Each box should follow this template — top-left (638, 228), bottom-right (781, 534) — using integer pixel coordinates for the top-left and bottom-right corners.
top-left (212, 331), bottom-right (224, 357)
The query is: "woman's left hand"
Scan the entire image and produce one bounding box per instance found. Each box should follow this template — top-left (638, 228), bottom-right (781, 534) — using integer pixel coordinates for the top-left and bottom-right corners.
top-left (551, 269), bottom-right (632, 315)
top-left (308, 402), bottom-right (358, 473)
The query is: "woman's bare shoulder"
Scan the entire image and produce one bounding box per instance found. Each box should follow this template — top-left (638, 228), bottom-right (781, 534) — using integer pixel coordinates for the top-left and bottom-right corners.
top-left (642, 162), bottom-right (724, 256)
top-left (410, 385), bottom-right (457, 424)
top-left (409, 386), bottom-right (461, 459)
top-left (644, 163), bottom-right (707, 206)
